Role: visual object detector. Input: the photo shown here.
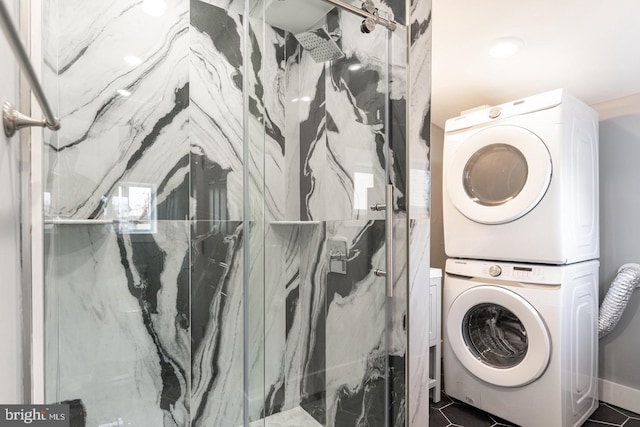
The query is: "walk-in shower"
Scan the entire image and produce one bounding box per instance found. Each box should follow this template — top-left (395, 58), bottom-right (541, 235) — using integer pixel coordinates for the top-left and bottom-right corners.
top-left (1, 0), bottom-right (432, 424)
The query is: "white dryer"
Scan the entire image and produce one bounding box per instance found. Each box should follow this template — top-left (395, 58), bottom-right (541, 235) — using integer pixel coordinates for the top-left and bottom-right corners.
top-left (443, 258), bottom-right (599, 427)
top-left (443, 89), bottom-right (599, 264)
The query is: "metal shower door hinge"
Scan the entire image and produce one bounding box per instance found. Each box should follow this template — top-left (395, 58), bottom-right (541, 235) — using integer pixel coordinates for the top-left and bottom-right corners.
top-left (362, 0), bottom-right (376, 14)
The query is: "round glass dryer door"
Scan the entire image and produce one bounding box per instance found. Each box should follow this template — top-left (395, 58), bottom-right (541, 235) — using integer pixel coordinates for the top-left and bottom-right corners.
top-left (447, 285), bottom-right (551, 387)
top-left (447, 125), bottom-right (552, 224)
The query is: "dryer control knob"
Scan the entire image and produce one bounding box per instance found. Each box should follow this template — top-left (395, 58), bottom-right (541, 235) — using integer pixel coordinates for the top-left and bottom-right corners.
top-left (489, 107), bottom-right (502, 118)
top-left (489, 265), bottom-right (502, 277)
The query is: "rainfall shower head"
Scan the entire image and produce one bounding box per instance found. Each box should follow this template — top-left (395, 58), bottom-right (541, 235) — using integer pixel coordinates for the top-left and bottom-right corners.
top-left (294, 28), bottom-right (345, 63)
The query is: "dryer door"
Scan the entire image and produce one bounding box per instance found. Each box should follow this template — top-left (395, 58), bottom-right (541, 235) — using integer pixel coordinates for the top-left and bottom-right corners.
top-left (447, 125), bottom-right (552, 224)
top-left (447, 285), bottom-right (551, 387)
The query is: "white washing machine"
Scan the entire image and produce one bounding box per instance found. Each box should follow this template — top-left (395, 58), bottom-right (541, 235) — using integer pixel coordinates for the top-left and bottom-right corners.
top-left (443, 89), bottom-right (599, 264)
top-left (443, 258), bottom-right (599, 427)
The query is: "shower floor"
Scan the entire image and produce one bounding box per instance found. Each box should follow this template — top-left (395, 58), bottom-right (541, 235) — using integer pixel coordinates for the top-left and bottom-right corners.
top-left (247, 406), bottom-right (322, 427)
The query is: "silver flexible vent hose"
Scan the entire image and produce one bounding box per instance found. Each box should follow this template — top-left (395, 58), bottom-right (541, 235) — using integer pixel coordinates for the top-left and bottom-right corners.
top-left (599, 263), bottom-right (640, 339)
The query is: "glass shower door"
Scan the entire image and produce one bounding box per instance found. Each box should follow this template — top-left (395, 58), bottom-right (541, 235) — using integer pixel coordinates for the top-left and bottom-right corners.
top-left (253, 2), bottom-right (406, 425)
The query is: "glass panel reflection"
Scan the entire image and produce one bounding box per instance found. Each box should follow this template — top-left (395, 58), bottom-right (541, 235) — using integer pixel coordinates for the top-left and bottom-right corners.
top-left (109, 182), bottom-right (157, 234)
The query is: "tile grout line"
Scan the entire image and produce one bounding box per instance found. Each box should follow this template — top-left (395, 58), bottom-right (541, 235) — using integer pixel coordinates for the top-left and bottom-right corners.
top-left (592, 420), bottom-right (626, 427)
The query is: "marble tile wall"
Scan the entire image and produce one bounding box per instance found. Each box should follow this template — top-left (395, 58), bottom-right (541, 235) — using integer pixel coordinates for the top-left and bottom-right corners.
top-left (190, 220), bottom-right (245, 426)
top-left (263, 220), bottom-right (398, 426)
top-left (189, 4), bottom-right (246, 424)
top-left (44, 0), bottom-right (190, 221)
top-left (291, 10), bottom-right (392, 222)
top-left (44, 222), bottom-right (191, 426)
top-left (43, 1), bottom-right (193, 427)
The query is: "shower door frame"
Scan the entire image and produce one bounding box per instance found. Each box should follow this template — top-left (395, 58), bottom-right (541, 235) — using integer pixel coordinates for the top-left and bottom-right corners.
top-left (18, 0), bottom-right (46, 405)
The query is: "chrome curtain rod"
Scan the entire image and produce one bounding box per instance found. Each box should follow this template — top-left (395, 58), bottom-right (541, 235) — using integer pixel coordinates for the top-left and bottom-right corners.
top-left (322, 0), bottom-right (397, 31)
top-left (0, 0), bottom-right (60, 137)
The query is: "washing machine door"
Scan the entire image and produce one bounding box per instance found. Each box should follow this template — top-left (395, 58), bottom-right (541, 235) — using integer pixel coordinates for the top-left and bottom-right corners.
top-left (447, 125), bottom-right (552, 224)
top-left (447, 285), bottom-right (551, 387)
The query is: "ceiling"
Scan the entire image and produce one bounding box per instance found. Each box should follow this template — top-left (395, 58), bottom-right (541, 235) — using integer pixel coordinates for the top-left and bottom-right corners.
top-left (431, 0), bottom-right (640, 128)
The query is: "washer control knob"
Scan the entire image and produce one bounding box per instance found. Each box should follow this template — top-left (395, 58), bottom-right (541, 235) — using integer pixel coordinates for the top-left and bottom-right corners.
top-left (489, 265), bottom-right (502, 277)
top-left (489, 107), bottom-right (502, 118)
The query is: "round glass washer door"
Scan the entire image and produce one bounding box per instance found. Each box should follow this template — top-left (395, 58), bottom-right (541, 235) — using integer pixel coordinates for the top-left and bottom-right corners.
top-left (447, 285), bottom-right (551, 387)
top-left (447, 125), bottom-right (552, 224)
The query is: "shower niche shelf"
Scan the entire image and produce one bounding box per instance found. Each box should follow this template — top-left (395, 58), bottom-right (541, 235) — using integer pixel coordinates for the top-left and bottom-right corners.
top-left (270, 221), bottom-right (321, 226)
top-left (45, 219), bottom-right (116, 225)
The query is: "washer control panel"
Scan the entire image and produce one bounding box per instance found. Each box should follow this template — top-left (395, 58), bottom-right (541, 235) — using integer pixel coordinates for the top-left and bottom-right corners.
top-left (445, 259), bottom-right (566, 285)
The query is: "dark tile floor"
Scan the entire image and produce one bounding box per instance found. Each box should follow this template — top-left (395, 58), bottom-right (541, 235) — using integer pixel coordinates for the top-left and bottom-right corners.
top-left (430, 392), bottom-right (640, 427)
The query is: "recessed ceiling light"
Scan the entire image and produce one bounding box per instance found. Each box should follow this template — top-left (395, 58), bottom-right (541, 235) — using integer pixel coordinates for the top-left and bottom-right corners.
top-left (489, 37), bottom-right (523, 59)
top-left (348, 63), bottom-right (363, 71)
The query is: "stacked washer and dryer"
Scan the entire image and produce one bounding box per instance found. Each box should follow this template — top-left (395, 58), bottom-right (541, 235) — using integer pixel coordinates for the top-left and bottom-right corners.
top-left (441, 89), bottom-right (600, 427)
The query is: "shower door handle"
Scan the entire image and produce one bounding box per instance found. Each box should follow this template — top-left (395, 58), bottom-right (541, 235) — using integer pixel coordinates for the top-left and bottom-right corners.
top-left (384, 184), bottom-right (393, 298)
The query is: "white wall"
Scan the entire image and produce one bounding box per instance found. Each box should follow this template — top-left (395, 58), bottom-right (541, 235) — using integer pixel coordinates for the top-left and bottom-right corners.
top-left (593, 93), bottom-right (640, 412)
top-left (0, 0), bottom-right (24, 404)
top-left (429, 124), bottom-right (445, 273)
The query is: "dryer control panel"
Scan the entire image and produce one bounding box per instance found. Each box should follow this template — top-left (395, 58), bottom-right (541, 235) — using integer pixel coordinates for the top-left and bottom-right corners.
top-left (444, 88), bottom-right (564, 133)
